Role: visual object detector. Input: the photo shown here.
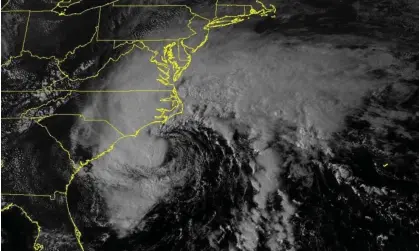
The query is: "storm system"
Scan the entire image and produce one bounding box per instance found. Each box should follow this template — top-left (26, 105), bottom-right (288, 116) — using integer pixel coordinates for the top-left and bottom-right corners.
top-left (1, 0), bottom-right (418, 251)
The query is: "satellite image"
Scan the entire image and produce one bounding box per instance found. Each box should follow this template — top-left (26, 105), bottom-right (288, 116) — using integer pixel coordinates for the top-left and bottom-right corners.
top-left (0, 0), bottom-right (418, 250)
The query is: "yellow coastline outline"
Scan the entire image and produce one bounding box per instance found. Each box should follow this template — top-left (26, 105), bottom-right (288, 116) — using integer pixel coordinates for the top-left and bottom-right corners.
top-left (1, 203), bottom-right (44, 251)
top-left (1, 1), bottom-right (276, 250)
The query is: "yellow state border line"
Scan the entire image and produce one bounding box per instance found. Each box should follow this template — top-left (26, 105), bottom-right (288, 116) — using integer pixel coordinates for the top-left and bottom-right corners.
top-left (215, 4), bottom-right (254, 16)
top-left (1, 1), bottom-right (274, 81)
top-left (34, 120), bottom-right (79, 170)
top-left (97, 38), bottom-right (184, 42)
top-left (1, 2), bottom-right (277, 251)
top-left (1, 203), bottom-right (44, 251)
top-left (61, 119), bottom-right (168, 251)
top-left (1, 9), bottom-right (100, 68)
top-left (1, 1), bottom-right (256, 14)
top-left (0, 0), bottom-right (119, 16)
top-left (56, 41), bottom-right (140, 82)
top-left (1, 192), bottom-right (62, 200)
top-left (0, 11), bottom-right (31, 67)
top-left (110, 4), bottom-right (210, 22)
top-left (19, 92), bottom-right (74, 118)
top-left (55, 0), bottom-right (119, 16)
top-left (21, 11), bottom-right (31, 51)
top-left (2, 117), bottom-right (49, 120)
top-left (218, 4), bottom-right (254, 7)
top-left (2, 5), bottom-right (99, 68)
top-left (97, 4), bottom-right (209, 42)
top-left (215, 0), bottom-right (219, 17)
top-left (37, 114), bottom-right (126, 136)
top-left (2, 194), bottom-right (51, 197)
top-left (1, 9), bottom-right (57, 13)
top-left (3, 88), bottom-right (174, 139)
top-left (21, 39), bottom-right (189, 251)
top-left (113, 4), bottom-right (200, 7)
top-left (3, 90), bottom-right (173, 125)
top-left (1, 89), bottom-right (172, 93)
top-left (1, 0), bottom-right (11, 11)
top-left (2, 114), bottom-right (127, 135)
